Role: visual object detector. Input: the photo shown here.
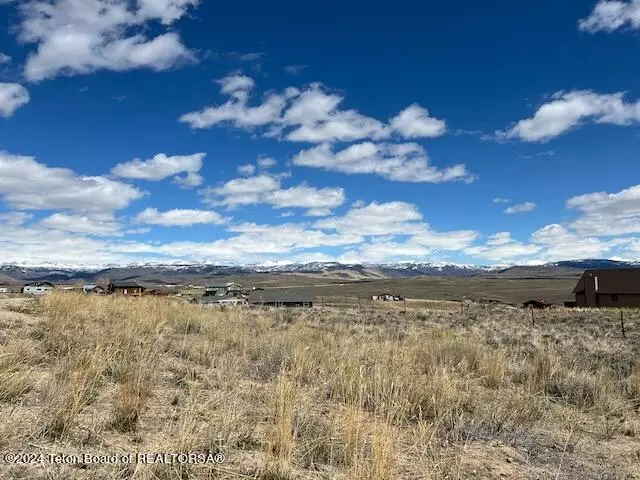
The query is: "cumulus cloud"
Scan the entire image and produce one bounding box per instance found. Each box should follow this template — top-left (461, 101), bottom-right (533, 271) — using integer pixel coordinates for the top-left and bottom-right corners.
top-left (0, 152), bottom-right (144, 212)
top-left (237, 164), bottom-right (257, 176)
top-left (389, 104), bottom-right (447, 138)
top-left (179, 75), bottom-right (447, 142)
top-left (496, 90), bottom-right (640, 142)
top-left (504, 202), bottom-right (536, 214)
top-left (567, 183), bottom-right (640, 235)
top-left (133, 208), bottom-right (227, 227)
top-left (315, 201), bottom-right (424, 236)
top-left (257, 156), bottom-right (276, 169)
top-left (465, 233), bottom-right (542, 261)
top-left (292, 142), bottom-right (474, 183)
top-left (325, 202), bottom-right (478, 263)
top-left (111, 152), bottom-right (205, 187)
top-left (530, 224), bottom-right (613, 260)
top-left (201, 174), bottom-right (346, 215)
top-left (173, 172), bottom-right (203, 188)
top-left (144, 222), bottom-right (363, 262)
top-left (15, 0), bottom-right (198, 81)
top-left (265, 184), bottom-right (345, 213)
top-left (0, 83), bottom-right (30, 117)
top-left (579, 0), bottom-right (640, 32)
top-left (179, 74), bottom-right (295, 129)
top-left (40, 212), bottom-right (122, 236)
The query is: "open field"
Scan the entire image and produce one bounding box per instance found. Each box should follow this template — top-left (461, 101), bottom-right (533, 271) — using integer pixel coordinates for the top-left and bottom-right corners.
top-left (1, 294), bottom-right (639, 479)
top-left (199, 275), bottom-right (578, 305)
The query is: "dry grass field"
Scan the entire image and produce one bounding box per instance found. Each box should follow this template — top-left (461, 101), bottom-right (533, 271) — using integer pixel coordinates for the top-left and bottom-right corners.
top-left (1, 293), bottom-right (639, 479)
top-left (182, 275), bottom-right (578, 305)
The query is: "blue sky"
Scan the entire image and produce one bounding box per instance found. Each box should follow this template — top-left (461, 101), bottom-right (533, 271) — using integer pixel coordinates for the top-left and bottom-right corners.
top-left (0, 0), bottom-right (639, 266)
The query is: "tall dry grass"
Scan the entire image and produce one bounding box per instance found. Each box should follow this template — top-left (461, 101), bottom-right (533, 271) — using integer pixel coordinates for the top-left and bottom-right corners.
top-left (0, 292), bottom-right (639, 479)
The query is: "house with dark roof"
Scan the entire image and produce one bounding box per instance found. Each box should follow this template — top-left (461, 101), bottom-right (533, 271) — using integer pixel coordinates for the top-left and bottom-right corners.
top-left (192, 294), bottom-right (247, 307)
top-left (248, 288), bottom-right (315, 307)
top-left (83, 284), bottom-right (106, 295)
top-left (573, 268), bottom-right (640, 308)
top-left (204, 282), bottom-right (243, 297)
top-left (108, 280), bottom-right (145, 296)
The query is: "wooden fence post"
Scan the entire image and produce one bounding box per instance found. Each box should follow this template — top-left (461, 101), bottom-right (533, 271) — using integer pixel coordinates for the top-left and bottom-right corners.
top-left (531, 307), bottom-right (535, 326)
top-left (621, 310), bottom-right (626, 339)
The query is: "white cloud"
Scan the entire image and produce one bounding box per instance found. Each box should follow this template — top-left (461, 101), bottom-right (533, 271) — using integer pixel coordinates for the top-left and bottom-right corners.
top-left (283, 64), bottom-right (307, 75)
top-left (202, 174), bottom-right (345, 215)
top-left (389, 104), bottom-right (447, 138)
top-left (0, 152), bottom-right (144, 212)
top-left (496, 90), bottom-right (640, 142)
top-left (111, 152), bottom-right (205, 187)
top-left (579, 0), bottom-right (640, 32)
top-left (134, 208), bottom-right (227, 227)
top-left (218, 74), bottom-right (255, 101)
top-left (493, 197), bottom-right (511, 204)
top-left (485, 232), bottom-right (513, 246)
top-left (566, 183), bottom-right (640, 235)
top-left (292, 142), bottom-right (474, 183)
top-left (203, 174), bottom-right (280, 206)
top-left (179, 75), bottom-right (447, 142)
top-left (148, 222), bottom-right (363, 262)
top-left (315, 201), bottom-right (424, 236)
top-left (0, 83), bottom-right (30, 117)
top-left (173, 172), bottom-right (203, 188)
top-left (179, 76), bottom-right (294, 129)
top-left (305, 208), bottom-right (332, 217)
top-left (504, 202), bottom-right (536, 214)
top-left (0, 219), bottom-right (145, 266)
top-left (0, 212), bottom-right (33, 226)
top-left (257, 156), bottom-right (276, 169)
top-left (237, 164), bottom-right (257, 176)
top-left (410, 228), bottom-right (478, 250)
top-left (16, 0), bottom-right (198, 81)
top-left (465, 233), bottom-right (542, 261)
top-left (266, 184), bottom-right (345, 213)
top-left (329, 202), bottom-right (478, 263)
top-left (530, 224), bottom-right (612, 260)
top-left (0, 53), bottom-right (11, 64)
top-left (283, 86), bottom-right (389, 142)
top-left (40, 212), bottom-right (122, 236)
top-left (339, 241), bottom-right (434, 264)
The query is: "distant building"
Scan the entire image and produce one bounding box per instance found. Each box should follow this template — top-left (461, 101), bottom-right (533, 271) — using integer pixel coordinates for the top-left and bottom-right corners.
top-left (192, 295), bottom-right (247, 307)
top-left (0, 287), bottom-right (7, 294)
top-left (108, 280), bottom-right (145, 296)
top-left (83, 284), bottom-right (106, 295)
top-left (248, 288), bottom-right (315, 307)
top-left (204, 283), bottom-right (243, 297)
top-left (573, 268), bottom-right (640, 308)
top-left (22, 282), bottom-right (53, 295)
top-left (371, 293), bottom-right (404, 301)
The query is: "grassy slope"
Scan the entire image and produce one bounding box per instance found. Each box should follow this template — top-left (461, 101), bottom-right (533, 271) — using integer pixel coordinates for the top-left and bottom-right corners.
top-left (1, 294), bottom-right (638, 479)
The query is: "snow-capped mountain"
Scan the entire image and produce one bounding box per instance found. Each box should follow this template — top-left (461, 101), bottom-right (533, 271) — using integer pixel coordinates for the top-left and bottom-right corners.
top-left (0, 259), bottom-right (638, 285)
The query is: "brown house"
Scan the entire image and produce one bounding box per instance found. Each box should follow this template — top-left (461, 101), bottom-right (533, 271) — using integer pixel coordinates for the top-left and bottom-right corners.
top-left (108, 280), bottom-right (145, 297)
top-left (573, 268), bottom-right (640, 308)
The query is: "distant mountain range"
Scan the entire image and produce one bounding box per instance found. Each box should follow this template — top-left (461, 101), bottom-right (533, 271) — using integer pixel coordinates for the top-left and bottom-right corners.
top-left (0, 259), bottom-right (638, 286)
